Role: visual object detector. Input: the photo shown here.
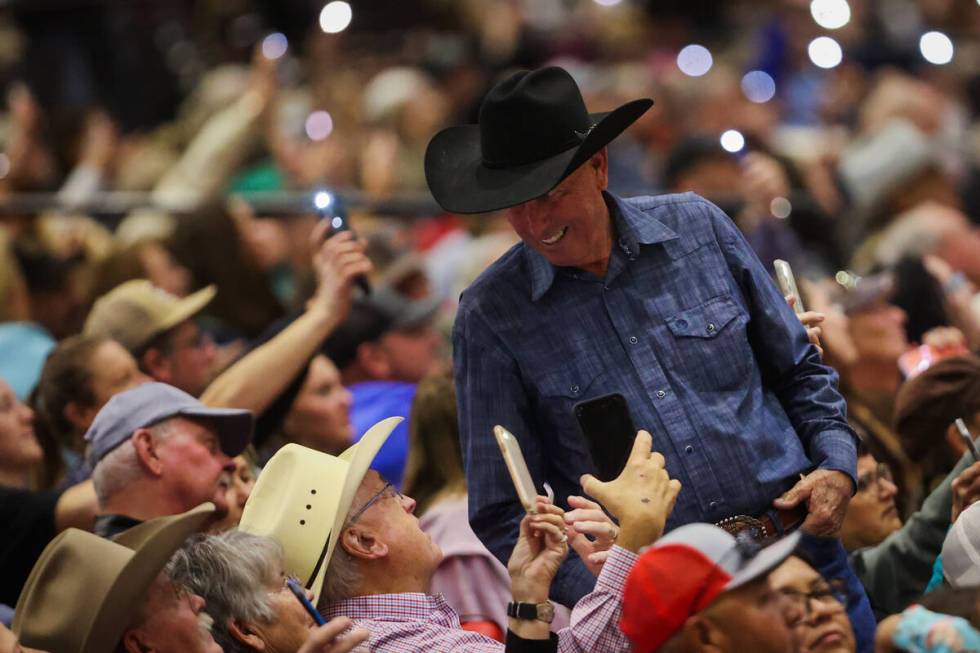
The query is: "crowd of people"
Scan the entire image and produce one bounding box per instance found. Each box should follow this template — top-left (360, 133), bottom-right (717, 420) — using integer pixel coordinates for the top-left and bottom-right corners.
top-left (1, 0), bottom-right (980, 652)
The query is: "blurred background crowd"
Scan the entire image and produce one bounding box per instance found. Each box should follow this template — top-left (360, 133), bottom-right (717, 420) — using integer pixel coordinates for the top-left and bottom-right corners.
top-left (2, 0), bottom-right (980, 650)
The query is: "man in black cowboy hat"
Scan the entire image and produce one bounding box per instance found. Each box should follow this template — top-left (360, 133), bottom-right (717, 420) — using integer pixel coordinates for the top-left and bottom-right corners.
top-left (425, 66), bottom-right (858, 606)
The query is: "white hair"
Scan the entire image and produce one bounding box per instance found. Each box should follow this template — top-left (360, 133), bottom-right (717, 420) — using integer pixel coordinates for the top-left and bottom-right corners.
top-left (167, 530), bottom-right (280, 653)
top-left (91, 419), bottom-right (179, 507)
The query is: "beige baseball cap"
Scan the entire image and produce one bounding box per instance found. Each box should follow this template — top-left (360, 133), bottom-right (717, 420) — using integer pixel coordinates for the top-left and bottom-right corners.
top-left (84, 279), bottom-right (216, 353)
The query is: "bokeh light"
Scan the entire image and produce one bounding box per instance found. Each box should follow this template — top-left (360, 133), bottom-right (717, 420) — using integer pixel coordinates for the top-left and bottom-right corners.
top-left (808, 36), bottom-right (843, 69)
top-left (305, 111), bottom-right (334, 141)
top-left (919, 31), bottom-right (954, 65)
top-left (741, 71), bottom-right (776, 103)
top-left (593, 0), bottom-right (623, 5)
top-left (261, 33), bottom-right (288, 60)
top-left (770, 197), bottom-right (792, 219)
top-left (319, 1), bottom-right (352, 34)
top-left (810, 0), bottom-right (851, 29)
top-left (720, 129), bottom-right (745, 153)
top-left (677, 45), bottom-right (713, 77)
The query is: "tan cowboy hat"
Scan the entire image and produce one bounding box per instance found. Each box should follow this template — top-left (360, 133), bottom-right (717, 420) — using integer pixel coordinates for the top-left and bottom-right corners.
top-left (13, 503), bottom-right (215, 653)
top-left (239, 416), bottom-right (402, 603)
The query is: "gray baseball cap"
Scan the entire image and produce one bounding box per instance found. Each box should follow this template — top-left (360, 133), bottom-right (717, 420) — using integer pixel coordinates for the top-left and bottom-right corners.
top-left (84, 382), bottom-right (254, 467)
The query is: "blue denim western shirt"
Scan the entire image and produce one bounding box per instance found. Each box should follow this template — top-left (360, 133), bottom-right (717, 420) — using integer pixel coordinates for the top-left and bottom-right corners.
top-left (453, 192), bottom-right (858, 606)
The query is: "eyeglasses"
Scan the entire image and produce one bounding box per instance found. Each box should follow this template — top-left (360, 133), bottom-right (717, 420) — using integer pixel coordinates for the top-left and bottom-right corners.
top-left (780, 578), bottom-right (848, 623)
top-left (345, 481), bottom-right (403, 526)
top-left (856, 463), bottom-right (894, 494)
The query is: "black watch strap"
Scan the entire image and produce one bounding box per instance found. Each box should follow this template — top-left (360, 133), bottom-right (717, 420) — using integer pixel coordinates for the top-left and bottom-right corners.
top-left (507, 602), bottom-right (539, 620)
top-left (506, 601), bottom-right (554, 623)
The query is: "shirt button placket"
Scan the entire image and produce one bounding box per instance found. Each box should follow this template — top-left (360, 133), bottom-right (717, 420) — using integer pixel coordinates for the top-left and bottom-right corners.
top-left (629, 336), bottom-right (638, 345)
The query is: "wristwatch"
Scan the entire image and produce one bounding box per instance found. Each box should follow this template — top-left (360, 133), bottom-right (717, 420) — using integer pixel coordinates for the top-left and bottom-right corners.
top-left (507, 601), bottom-right (555, 623)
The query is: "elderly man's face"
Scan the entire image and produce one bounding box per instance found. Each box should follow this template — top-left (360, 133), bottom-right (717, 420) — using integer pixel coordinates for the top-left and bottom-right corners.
top-left (157, 417), bottom-right (235, 518)
top-left (350, 471), bottom-right (442, 580)
top-left (503, 151), bottom-right (613, 277)
top-left (125, 574), bottom-right (221, 653)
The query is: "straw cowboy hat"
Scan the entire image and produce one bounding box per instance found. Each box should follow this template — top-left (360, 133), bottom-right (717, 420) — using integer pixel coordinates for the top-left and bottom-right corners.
top-left (13, 503), bottom-right (215, 653)
top-left (239, 416), bottom-right (402, 603)
top-left (424, 66), bottom-right (653, 215)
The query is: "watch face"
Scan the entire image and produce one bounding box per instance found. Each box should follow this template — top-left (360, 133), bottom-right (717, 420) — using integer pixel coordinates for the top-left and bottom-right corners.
top-left (537, 602), bottom-right (555, 623)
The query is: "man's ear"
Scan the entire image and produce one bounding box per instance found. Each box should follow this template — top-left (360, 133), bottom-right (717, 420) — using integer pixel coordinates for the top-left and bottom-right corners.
top-left (340, 524), bottom-right (389, 561)
top-left (590, 147), bottom-right (609, 190)
top-left (132, 428), bottom-right (165, 477)
top-left (356, 342), bottom-right (391, 380)
top-left (122, 629), bottom-right (150, 653)
top-left (140, 348), bottom-right (170, 384)
top-left (685, 615), bottom-right (723, 652)
top-left (228, 619), bottom-right (266, 651)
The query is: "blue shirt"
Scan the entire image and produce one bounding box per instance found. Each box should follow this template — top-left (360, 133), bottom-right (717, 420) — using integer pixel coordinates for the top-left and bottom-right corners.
top-left (453, 192), bottom-right (858, 606)
top-left (350, 380), bottom-right (416, 489)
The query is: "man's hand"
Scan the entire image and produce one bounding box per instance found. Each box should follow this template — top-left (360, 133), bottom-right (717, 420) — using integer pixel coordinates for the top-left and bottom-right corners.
top-left (507, 498), bottom-right (569, 603)
top-left (786, 294), bottom-right (824, 357)
top-left (580, 431), bottom-right (681, 552)
top-left (951, 462), bottom-right (980, 523)
top-left (307, 221), bottom-right (373, 325)
top-left (564, 495), bottom-right (619, 576)
top-left (296, 617), bottom-right (370, 653)
top-left (773, 469), bottom-right (853, 536)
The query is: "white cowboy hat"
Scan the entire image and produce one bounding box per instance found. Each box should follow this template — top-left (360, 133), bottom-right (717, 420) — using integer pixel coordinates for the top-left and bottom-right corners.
top-left (239, 416), bottom-right (402, 602)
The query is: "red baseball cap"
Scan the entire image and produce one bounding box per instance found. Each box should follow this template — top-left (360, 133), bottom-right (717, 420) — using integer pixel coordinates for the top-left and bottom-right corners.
top-left (620, 524), bottom-right (800, 653)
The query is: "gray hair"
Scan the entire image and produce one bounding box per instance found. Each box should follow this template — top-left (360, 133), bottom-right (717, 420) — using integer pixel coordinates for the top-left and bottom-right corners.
top-left (91, 419), bottom-right (179, 506)
top-left (167, 530), bottom-right (281, 653)
top-left (317, 542), bottom-right (364, 608)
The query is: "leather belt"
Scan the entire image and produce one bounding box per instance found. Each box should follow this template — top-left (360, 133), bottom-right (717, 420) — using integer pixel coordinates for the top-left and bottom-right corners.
top-left (715, 505), bottom-right (807, 543)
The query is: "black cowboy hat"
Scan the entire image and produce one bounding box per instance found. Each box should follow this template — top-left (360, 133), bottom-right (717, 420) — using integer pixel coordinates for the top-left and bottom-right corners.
top-left (424, 66), bottom-right (652, 215)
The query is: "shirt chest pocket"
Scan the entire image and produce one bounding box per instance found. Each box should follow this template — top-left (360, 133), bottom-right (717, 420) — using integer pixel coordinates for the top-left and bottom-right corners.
top-left (529, 357), bottom-right (606, 457)
top-left (663, 295), bottom-right (752, 391)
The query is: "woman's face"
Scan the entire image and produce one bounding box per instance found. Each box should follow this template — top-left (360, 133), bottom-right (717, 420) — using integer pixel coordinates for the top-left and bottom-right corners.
top-left (283, 355), bottom-right (353, 454)
top-left (847, 300), bottom-right (909, 367)
top-left (0, 378), bottom-right (42, 480)
top-left (838, 455), bottom-right (902, 551)
top-left (211, 455), bottom-right (256, 532)
top-left (769, 557), bottom-right (856, 653)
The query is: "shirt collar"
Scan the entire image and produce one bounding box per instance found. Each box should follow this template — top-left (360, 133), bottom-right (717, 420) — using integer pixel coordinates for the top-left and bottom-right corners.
top-left (322, 593), bottom-right (459, 627)
top-left (526, 191), bottom-right (678, 301)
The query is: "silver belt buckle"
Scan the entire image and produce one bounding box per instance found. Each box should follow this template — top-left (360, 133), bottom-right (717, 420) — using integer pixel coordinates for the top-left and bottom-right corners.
top-left (715, 515), bottom-right (770, 542)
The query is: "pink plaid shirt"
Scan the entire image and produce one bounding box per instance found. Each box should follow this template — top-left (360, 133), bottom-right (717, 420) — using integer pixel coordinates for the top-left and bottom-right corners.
top-left (321, 546), bottom-right (637, 652)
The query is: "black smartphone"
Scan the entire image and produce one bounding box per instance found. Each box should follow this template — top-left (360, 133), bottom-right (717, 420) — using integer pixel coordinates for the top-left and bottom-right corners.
top-left (574, 393), bottom-right (637, 482)
top-left (314, 191), bottom-right (371, 295)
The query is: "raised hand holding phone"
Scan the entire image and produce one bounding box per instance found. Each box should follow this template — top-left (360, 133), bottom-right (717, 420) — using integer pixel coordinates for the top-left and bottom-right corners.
top-left (493, 425), bottom-right (539, 514)
top-left (314, 190), bottom-right (371, 296)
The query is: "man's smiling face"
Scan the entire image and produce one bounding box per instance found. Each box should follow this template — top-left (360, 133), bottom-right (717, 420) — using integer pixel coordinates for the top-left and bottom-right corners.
top-left (503, 150), bottom-right (614, 277)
